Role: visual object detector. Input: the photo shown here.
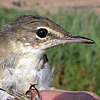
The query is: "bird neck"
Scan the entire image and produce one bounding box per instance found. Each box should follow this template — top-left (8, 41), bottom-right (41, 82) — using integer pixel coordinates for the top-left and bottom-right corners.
top-left (16, 46), bottom-right (47, 70)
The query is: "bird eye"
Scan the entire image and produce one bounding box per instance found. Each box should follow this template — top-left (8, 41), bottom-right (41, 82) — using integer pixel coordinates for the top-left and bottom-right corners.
top-left (36, 28), bottom-right (48, 38)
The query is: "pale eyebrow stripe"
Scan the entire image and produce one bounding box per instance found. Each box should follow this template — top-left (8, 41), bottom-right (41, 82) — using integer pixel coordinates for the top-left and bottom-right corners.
top-left (37, 26), bottom-right (64, 37)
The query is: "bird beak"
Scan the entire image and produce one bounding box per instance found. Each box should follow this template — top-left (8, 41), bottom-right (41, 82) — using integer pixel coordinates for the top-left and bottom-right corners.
top-left (59, 33), bottom-right (95, 44)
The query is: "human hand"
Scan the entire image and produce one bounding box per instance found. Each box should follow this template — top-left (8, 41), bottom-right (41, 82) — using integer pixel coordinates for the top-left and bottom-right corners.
top-left (32, 89), bottom-right (100, 100)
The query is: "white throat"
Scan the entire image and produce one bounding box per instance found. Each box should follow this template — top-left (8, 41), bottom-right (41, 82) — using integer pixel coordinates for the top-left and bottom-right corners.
top-left (1, 46), bottom-right (54, 99)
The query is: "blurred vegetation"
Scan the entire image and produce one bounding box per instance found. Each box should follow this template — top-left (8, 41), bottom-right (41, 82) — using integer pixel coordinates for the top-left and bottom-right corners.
top-left (0, 7), bottom-right (100, 95)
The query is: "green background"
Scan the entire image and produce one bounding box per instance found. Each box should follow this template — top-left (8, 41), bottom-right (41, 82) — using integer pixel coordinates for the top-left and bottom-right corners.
top-left (0, 7), bottom-right (100, 96)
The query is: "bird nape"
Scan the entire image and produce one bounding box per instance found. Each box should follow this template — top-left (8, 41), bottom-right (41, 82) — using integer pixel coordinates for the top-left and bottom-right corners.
top-left (0, 15), bottom-right (95, 100)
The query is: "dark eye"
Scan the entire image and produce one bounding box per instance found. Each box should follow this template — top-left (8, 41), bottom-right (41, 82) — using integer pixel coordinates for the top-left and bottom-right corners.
top-left (36, 28), bottom-right (48, 38)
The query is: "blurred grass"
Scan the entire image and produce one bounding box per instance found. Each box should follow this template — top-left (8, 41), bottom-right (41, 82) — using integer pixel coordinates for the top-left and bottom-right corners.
top-left (0, 7), bottom-right (100, 95)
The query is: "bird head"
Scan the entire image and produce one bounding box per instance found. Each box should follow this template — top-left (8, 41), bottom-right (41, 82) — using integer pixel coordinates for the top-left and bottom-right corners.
top-left (5, 15), bottom-right (95, 52)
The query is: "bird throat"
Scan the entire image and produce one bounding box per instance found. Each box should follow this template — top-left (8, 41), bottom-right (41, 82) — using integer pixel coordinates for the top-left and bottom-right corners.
top-left (1, 47), bottom-right (52, 94)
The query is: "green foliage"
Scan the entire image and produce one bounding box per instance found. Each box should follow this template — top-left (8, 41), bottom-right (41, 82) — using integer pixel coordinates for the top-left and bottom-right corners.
top-left (0, 8), bottom-right (100, 95)
top-left (12, 1), bottom-right (21, 7)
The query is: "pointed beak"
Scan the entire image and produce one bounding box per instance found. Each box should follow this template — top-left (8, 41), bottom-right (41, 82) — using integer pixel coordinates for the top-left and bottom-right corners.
top-left (60, 33), bottom-right (95, 44)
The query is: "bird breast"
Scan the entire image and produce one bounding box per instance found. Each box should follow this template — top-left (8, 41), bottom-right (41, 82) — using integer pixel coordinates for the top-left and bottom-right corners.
top-left (1, 50), bottom-right (54, 94)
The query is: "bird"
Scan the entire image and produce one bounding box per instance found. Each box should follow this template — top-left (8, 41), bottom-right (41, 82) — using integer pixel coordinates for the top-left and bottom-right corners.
top-left (0, 15), bottom-right (95, 100)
